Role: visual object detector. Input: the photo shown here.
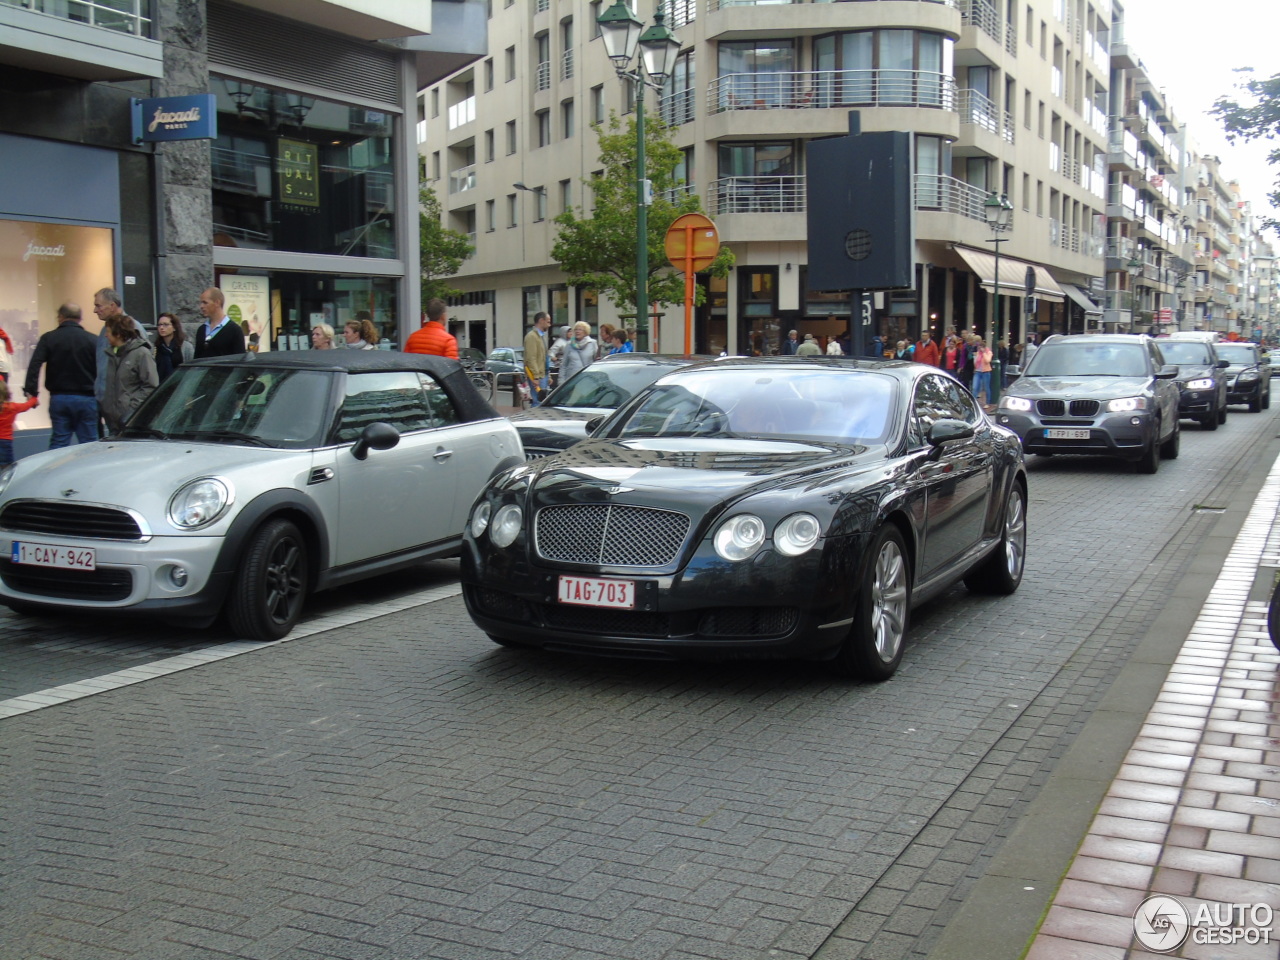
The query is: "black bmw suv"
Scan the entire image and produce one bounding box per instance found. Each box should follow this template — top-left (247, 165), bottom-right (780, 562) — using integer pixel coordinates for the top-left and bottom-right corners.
top-left (1155, 338), bottom-right (1230, 430)
top-left (1216, 341), bottom-right (1272, 412)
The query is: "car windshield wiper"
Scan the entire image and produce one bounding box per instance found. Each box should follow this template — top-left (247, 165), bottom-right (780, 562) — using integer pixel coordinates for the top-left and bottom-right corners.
top-left (119, 426), bottom-right (168, 439)
top-left (183, 430), bottom-right (276, 447)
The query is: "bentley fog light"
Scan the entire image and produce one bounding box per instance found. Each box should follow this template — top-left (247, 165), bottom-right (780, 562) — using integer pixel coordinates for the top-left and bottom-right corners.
top-left (714, 514), bottom-right (766, 562)
top-left (1105, 396), bottom-right (1147, 413)
top-left (998, 396), bottom-right (1032, 413)
top-left (1186, 378), bottom-right (1215, 391)
top-left (490, 504), bottom-right (523, 548)
top-left (167, 478), bottom-right (231, 529)
top-left (470, 500), bottom-right (492, 538)
top-left (775, 513), bottom-right (821, 557)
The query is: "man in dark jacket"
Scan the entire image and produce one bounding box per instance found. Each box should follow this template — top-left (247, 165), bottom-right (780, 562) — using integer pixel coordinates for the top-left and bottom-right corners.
top-left (195, 287), bottom-right (246, 358)
top-left (24, 302), bottom-right (99, 448)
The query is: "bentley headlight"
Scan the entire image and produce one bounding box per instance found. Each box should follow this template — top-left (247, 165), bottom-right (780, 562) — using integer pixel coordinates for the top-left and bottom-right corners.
top-left (470, 500), bottom-right (492, 538)
top-left (0, 463), bottom-right (14, 502)
top-left (998, 396), bottom-right (1033, 413)
top-left (167, 477), bottom-right (232, 529)
top-left (1105, 396), bottom-right (1147, 413)
top-left (1185, 378), bottom-right (1215, 391)
top-left (490, 503), bottom-right (523, 548)
top-left (775, 513), bottom-right (821, 557)
top-left (714, 514), bottom-right (766, 562)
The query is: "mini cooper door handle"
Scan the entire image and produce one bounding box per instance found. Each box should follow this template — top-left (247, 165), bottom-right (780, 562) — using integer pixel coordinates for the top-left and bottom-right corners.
top-left (433, 448), bottom-right (454, 461)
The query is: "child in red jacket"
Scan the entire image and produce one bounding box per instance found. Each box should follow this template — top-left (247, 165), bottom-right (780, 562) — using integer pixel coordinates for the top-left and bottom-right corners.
top-left (0, 379), bottom-right (38, 466)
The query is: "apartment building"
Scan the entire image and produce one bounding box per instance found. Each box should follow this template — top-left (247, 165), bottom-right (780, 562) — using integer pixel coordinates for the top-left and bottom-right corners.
top-left (0, 0), bottom-right (482, 441)
top-left (423, 0), bottom-right (1116, 356)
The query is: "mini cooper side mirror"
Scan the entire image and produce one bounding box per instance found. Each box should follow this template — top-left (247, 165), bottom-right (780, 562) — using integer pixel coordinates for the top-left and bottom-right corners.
top-left (351, 421), bottom-right (401, 461)
top-left (1217, 358), bottom-right (1230, 368)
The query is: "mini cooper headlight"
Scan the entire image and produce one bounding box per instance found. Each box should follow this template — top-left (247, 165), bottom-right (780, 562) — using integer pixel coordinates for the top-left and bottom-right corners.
top-left (714, 514), bottom-right (766, 562)
top-left (167, 478), bottom-right (232, 529)
top-left (0, 463), bottom-right (14, 501)
top-left (775, 513), bottom-right (821, 557)
top-left (1105, 396), bottom-right (1147, 413)
top-left (470, 500), bottom-right (492, 538)
top-left (1185, 378), bottom-right (1215, 391)
top-left (490, 503), bottom-right (523, 548)
top-left (997, 396), bottom-right (1033, 413)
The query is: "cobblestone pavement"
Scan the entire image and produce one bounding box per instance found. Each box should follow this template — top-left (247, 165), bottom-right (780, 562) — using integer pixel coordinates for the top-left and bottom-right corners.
top-left (2, 408), bottom-right (1278, 960)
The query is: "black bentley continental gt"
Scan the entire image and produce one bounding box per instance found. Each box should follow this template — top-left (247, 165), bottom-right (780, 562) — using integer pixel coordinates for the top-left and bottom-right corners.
top-left (461, 358), bottom-right (1028, 681)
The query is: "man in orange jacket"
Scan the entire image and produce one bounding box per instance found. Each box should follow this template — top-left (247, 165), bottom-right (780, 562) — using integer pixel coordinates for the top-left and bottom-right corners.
top-left (404, 297), bottom-right (458, 358)
top-left (914, 329), bottom-right (940, 367)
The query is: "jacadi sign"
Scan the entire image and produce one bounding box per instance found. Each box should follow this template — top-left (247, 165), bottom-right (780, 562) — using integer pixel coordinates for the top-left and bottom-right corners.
top-left (131, 94), bottom-right (217, 144)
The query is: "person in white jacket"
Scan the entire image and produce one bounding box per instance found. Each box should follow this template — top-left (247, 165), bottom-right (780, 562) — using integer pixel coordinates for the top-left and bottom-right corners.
top-left (559, 322), bottom-right (597, 382)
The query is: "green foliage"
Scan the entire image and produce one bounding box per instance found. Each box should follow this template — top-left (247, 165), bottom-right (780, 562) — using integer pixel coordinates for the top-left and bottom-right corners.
top-left (419, 183), bottom-right (474, 303)
top-left (551, 110), bottom-right (734, 315)
top-left (1212, 69), bottom-right (1280, 227)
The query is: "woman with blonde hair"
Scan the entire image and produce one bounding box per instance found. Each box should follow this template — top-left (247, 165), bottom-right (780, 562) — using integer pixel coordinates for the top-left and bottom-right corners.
top-left (343, 317), bottom-right (379, 350)
top-left (560, 321), bottom-right (598, 381)
top-left (310, 324), bottom-right (335, 349)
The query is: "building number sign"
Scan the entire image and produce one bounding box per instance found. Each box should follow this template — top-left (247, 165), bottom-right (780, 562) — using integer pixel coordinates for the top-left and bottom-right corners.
top-left (277, 138), bottom-right (318, 208)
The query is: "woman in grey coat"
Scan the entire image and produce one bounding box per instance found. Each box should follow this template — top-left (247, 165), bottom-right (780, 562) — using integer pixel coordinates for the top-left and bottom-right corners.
top-left (103, 314), bottom-right (159, 435)
top-left (558, 321), bottom-right (597, 383)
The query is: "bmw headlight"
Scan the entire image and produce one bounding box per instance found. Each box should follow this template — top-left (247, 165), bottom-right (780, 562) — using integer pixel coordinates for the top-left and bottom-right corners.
top-left (714, 514), bottom-right (766, 562)
top-left (470, 500), bottom-right (492, 538)
top-left (998, 396), bottom-right (1033, 413)
top-left (0, 463), bottom-right (14, 502)
top-left (490, 503), bottom-right (523, 548)
top-left (1105, 396), bottom-right (1148, 413)
top-left (167, 477), bottom-right (232, 529)
top-left (1239, 370), bottom-right (1260, 381)
top-left (775, 513), bottom-right (821, 557)
top-left (1185, 378), bottom-right (1215, 391)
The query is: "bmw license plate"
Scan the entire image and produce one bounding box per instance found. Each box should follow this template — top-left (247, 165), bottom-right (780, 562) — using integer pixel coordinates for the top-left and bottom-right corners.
top-left (11, 541), bottom-right (96, 571)
top-left (558, 575), bottom-right (635, 609)
top-left (1045, 428), bottom-right (1090, 440)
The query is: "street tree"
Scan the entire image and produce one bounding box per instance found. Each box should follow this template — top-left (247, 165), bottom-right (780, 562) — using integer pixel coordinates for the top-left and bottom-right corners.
top-left (1212, 69), bottom-right (1280, 226)
top-left (420, 183), bottom-right (474, 302)
top-left (551, 112), bottom-right (734, 318)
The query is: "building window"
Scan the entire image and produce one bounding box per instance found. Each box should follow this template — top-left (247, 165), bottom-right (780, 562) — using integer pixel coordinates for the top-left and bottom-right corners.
top-left (591, 84), bottom-right (605, 124)
top-left (661, 51), bottom-right (695, 125)
top-left (508, 193), bottom-right (518, 227)
top-left (431, 88), bottom-right (439, 118)
top-left (534, 188), bottom-right (547, 222)
top-left (590, 1), bottom-right (602, 39)
top-left (486, 199), bottom-right (496, 232)
top-left (506, 120), bottom-right (517, 155)
top-left (716, 142), bottom-right (796, 212)
top-left (485, 128), bottom-right (495, 162)
top-left (536, 32), bottom-right (551, 92)
top-left (506, 45), bottom-right (516, 82)
top-left (536, 109), bottom-right (551, 147)
top-left (561, 99), bottom-right (575, 139)
top-left (485, 58), bottom-right (494, 92)
top-left (561, 18), bottom-right (574, 81)
top-left (559, 178), bottom-right (572, 214)
top-left (716, 40), bottom-right (795, 108)
top-left (809, 30), bottom-right (953, 108)
top-left (431, 150), bottom-right (440, 180)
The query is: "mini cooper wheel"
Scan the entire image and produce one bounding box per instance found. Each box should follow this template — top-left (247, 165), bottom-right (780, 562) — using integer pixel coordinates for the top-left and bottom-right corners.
top-left (964, 482), bottom-right (1027, 595)
top-left (227, 518), bottom-right (309, 641)
top-left (836, 525), bottom-right (910, 682)
top-left (1161, 417), bottom-right (1180, 459)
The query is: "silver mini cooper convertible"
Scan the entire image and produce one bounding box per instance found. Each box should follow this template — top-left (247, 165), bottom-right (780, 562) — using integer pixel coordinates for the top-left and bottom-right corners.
top-left (0, 352), bottom-right (523, 640)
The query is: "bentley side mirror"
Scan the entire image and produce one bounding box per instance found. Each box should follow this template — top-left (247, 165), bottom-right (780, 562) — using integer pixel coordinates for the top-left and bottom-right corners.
top-left (351, 421), bottom-right (401, 461)
top-left (927, 418), bottom-right (975, 459)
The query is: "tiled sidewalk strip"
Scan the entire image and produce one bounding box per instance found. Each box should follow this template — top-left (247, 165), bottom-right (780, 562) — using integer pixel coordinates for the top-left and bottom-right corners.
top-left (0, 583), bottom-right (462, 720)
top-left (1027, 456), bottom-right (1280, 960)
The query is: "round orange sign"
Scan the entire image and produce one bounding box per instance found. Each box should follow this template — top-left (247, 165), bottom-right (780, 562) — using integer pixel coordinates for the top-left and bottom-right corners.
top-left (665, 213), bottom-right (720, 273)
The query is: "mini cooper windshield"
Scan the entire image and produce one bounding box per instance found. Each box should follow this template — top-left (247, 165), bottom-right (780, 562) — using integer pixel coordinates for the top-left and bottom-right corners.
top-left (122, 365), bottom-right (334, 449)
top-left (1023, 341), bottom-right (1149, 377)
top-left (614, 368), bottom-right (899, 445)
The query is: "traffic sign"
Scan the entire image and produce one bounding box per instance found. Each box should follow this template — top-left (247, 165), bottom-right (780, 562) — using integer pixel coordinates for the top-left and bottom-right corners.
top-left (665, 213), bottom-right (720, 273)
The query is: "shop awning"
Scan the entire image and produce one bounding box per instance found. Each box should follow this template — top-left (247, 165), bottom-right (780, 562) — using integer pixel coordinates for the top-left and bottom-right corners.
top-left (1060, 283), bottom-right (1103, 315)
top-left (955, 247), bottom-right (1066, 302)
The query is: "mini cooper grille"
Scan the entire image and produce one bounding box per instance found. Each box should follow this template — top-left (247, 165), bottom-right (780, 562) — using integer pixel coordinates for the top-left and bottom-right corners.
top-left (536, 504), bottom-right (690, 567)
top-left (0, 559), bottom-right (133, 601)
top-left (0, 501), bottom-right (144, 541)
top-left (1069, 399), bottom-right (1100, 418)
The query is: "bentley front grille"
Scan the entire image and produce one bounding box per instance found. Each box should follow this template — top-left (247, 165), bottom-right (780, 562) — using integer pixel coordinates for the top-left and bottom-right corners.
top-left (535, 504), bottom-right (690, 567)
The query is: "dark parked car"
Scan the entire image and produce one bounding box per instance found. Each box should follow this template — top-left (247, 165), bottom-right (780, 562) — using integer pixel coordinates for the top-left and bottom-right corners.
top-left (995, 334), bottom-right (1181, 473)
top-left (484, 346), bottom-right (525, 391)
top-left (1216, 341), bottom-right (1271, 411)
top-left (462, 358), bottom-right (1028, 681)
top-left (508, 353), bottom-right (714, 458)
top-left (1154, 338), bottom-right (1230, 429)
top-left (0, 352), bottom-right (523, 640)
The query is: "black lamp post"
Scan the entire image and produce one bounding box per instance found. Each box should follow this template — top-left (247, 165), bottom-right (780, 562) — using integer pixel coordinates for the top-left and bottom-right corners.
top-left (597, 2), bottom-right (681, 350)
top-left (983, 192), bottom-right (1013, 402)
top-left (1127, 256), bottom-right (1143, 332)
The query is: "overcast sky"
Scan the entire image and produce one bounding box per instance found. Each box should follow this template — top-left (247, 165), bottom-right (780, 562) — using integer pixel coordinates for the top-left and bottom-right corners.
top-left (1120, 0), bottom-right (1279, 220)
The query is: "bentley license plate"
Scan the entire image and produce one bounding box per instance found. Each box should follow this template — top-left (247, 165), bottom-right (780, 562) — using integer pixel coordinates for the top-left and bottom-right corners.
top-left (11, 541), bottom-right (96, 571)
top-left (1045, 428), bottom-right (1090, 440)
top-left (558, 575), bottom-right (636, 609)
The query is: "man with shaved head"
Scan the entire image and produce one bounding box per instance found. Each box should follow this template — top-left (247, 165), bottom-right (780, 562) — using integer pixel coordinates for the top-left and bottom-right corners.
top-left (195, 287), bottom-right (246, 358)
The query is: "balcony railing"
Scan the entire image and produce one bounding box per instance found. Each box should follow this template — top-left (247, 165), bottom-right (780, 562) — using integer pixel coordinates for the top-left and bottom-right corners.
top-left (535, 61), bottom-right (550, 92)
top-left (709, 69), bottom-right (955, 114)
top-left (561, 49), bottom-right (574, 81)
top-left (955, 88), bottom-right (1014, 143)
top-left (659, 88), bottom-right (695, 126)
top-left (2, 0), bottom-right (151, 36)
top-left (449, 164), bottom-right (477, 195)
top-left (915, 174), bottom-right (1004, 223)
top-left (959, 0), bottom-right (1001, 43)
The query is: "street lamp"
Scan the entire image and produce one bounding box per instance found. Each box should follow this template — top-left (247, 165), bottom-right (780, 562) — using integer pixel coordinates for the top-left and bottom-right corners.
top-left (983, 192), bottom-right (1013, 403)
top-left (597, 1), bottom-right (681, 351)
top-left (1127, 256), bottom-right (1143, 332)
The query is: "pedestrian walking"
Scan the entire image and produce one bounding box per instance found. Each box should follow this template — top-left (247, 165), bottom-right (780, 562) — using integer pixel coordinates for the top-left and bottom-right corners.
top-left (796, 333), bottom-right (822, 356)
top-left (972, 340), bottom-right (994, 404)
top-left (0, 379), bottom-right (37, 465)
top-left (914, 330), bottom-right (940, 366)
top-left (23, 302), bottom-right (98, 449)
top-left (194, 287), bottom-right (247, 358)
top-left (523, 311), bottom-right (551, 405)
top-left (825, 337), bottom-right (843, 356)
top-left (559, 321), bottom-right (597, 382)
top-left (404, 298), bottom-right (459, 358)
top-left (101, 314), bottom-right (158, 435)
top-left (869, 334), bottom-right (885, 359)
top-left (311, 324), bottom-right (336, 349)
top-left (152, 312), bottom-right (192, 382)
top-left (92, 288), bottom-right (147, 434)
top-left (1023, 334), bottom-right (1039, 368)
top-left (607, 329), bottom-right (634, 355)
top-left (781, 329), bottom-right (799, 355)
top-left (343, 317), bottom-right (379, 350)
